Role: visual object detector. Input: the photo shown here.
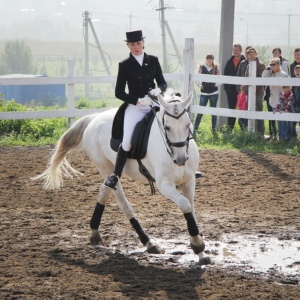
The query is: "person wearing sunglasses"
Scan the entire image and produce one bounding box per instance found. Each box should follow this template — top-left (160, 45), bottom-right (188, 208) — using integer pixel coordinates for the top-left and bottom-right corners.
top-left (264, 48), bottom-right (290, 138)
top-left (262, 58), bottom-right (288, 140)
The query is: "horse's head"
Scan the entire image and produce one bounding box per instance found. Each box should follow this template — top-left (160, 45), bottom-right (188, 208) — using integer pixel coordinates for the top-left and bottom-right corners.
top-left (157, 90), bottom-right (193, 166)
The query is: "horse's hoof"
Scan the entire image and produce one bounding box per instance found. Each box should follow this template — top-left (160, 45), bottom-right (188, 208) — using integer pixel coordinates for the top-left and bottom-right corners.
top-left (190, 241), bottom-right (205, 254)
top-left (146, 241), bottom-right (165, 254)
top-left (198, 252), bottom-right (213, 265)
top-left (90, 230), bottom-right (102, 245)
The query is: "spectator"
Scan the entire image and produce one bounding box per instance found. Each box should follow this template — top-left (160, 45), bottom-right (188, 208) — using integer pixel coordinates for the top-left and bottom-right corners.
top-left (224, 43), bottom-right (245, 131)
top-left (235, 86), bottom-right (248, 129)
top-left (236, 46), bottom-right (253, 90)
top-left (194, 53), bottom-right (221, 134)
top-left (262, 57), bottom-right (288, 139)
top-left (264, 48), bottom-right (290, 137)
top-left (274, 86), bottom-right (294, 142)
top-left (293, 65), bottom-right (300, 115)
top-left (290, 48), bottom-right (300, 80)
top-left (289, 48), bottom-right (300, 138)
top-left (244, 48), bottom-right (266, 136)
top-left (272, 47), bottom-right (290, 74)
top-left (292, 65), bottom-right (300, 140)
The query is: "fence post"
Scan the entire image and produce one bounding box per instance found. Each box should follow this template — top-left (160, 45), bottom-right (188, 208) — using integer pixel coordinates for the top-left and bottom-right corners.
top-left (67, 60), bottom-right (75, 126)
top-left (248, 60), bottom-right (257, 133)
top-left (183, 38), bottom-right (194, 120)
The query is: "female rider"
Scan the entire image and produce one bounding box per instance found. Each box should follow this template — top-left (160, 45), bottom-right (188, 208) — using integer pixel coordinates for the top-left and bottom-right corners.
top-left (104, 30), bottom-right (167, 190)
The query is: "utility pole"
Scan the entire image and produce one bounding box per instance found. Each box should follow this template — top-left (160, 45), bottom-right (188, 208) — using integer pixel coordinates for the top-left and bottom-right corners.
top-left (83, 11), bottom-right (90, 98)
top-left (88, 19), bottom-right (111, 76)
top-left (164, 20), bottom-right (182, 67)
top-left (288, 12), bottom-right (291, 50)
top-left (159, 0), bottom-right (168, 72)
top-left (83, 11), bottom-right (114, 94)
top-left (129, 13), bottom-right (132, 31)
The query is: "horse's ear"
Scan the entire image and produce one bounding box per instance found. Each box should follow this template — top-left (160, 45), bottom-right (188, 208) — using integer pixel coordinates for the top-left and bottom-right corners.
top-left (182, 93), bottom-right (193, 108)
top-left (157, 94), bottom-right (168, 109)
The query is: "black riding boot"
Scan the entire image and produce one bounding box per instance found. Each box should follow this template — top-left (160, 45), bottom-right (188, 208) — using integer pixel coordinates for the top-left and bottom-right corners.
top-left (104, 146), bottom-right (128, 190)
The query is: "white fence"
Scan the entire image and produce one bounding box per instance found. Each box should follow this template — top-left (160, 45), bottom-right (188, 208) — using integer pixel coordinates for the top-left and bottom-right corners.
top-left (0, 38), bottom-right (299, 127)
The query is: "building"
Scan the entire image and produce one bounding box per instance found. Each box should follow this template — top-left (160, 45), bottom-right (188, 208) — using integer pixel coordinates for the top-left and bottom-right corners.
top-left (0, 74), bottom-right (65, 106)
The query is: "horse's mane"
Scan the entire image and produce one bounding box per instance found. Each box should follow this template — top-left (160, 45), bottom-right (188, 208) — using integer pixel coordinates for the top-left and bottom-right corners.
top-left (163, 88), bottom-right (182, 102)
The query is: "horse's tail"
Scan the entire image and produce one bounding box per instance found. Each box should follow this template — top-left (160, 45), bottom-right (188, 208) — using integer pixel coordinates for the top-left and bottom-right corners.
top-left (32, 114), bottom-right (96, 190)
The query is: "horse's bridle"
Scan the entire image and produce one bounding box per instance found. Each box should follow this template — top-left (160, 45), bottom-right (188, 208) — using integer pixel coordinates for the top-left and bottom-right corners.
top-left (161, 100), bottom-right (193, 159)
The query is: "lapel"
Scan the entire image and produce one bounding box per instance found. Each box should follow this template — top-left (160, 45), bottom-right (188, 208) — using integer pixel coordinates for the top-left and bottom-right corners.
top-left (143, 53), bottom-right (151, 68)
top-left (129, 53), bottom-right (142, 68)
top-left (128, 53), bottom-right (151, 77)
top-left (129, 53), bottom-right (151, 69)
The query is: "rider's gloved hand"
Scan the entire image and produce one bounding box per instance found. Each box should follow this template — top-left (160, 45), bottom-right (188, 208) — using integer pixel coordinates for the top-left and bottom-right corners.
top-left (149, 88), bottom-right (162, 97)
top-left (137, 95), bottom-right (153, 106)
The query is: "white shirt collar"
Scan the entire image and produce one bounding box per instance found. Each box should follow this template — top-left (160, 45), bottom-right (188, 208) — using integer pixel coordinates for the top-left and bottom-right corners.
top-left (132, 52), bottom-right (144, 66)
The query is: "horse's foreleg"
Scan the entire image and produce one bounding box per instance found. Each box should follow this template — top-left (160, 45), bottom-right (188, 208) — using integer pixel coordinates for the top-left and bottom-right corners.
top-left (158, 180), bottom-right (211, 263)
top-left (90, 183), bottom-right (112, 244)
top-left (113, 182), bottom-right (163, 254)
top-left (182, 179), bottom-right (212, 265)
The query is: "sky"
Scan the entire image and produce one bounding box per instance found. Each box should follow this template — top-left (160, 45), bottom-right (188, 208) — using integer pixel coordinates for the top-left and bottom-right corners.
top-left (0, 0), bottom-right (299, 50)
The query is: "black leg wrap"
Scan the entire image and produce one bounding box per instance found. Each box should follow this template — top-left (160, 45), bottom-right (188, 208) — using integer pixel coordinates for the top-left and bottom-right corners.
top-left (130, 217), bottom-right (150, 245)
top-left (90, 203), bottom-right (105, 230)
top-left (184, 212), bottom-right (200, 236)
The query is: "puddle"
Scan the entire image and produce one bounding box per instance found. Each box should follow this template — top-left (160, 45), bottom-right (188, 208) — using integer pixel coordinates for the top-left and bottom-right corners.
top-left (51, 230), bottom-right (300, 283)
top-left (122, 233), bottom-right (300, 283)
top-left (207, 234), bottom-right (300, 279)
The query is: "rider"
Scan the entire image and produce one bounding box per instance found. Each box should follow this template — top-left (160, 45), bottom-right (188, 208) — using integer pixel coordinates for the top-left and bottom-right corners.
top-left (104, 30), bottom-right (167, 190)
top-left (104, 30), bottom-right (203, 190)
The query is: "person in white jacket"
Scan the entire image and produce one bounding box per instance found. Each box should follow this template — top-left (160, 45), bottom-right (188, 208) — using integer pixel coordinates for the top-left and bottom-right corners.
top-left (262, 58), bottom-right (288, 109)
top-left (262, 57), bottom-right (288, 139)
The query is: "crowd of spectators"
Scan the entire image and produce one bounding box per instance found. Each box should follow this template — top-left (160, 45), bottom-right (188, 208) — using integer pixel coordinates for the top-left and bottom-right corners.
top-left (195, 45), bottom-right (300, 143)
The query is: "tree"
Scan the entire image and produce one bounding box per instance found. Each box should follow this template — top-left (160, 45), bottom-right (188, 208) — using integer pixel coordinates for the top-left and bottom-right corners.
top-left (0, 40), bottom-right (36, 75)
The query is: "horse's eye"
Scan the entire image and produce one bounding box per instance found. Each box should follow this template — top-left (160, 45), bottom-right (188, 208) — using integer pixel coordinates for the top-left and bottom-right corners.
top-left (165, 126), bottom-right (170, 131)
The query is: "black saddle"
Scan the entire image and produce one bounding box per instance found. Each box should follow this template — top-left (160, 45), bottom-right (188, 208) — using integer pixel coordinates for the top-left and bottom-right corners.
top-left (110, 109), bottom-right (156, 159)
top-left (110, 109), bottom-right (157, 194)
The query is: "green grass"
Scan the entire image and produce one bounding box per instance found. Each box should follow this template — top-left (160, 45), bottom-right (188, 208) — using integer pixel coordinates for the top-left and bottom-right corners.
top-left (193, 113), bottom-right (300, 155)
top-left (1, 99), bottom-right (299, 155)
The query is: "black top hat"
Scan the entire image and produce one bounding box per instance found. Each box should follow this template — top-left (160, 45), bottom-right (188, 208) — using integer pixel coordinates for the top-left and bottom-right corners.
top-left (125, 30), bottom-right (145, 43)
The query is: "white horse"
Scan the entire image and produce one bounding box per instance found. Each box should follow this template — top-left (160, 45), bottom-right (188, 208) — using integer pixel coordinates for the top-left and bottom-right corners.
top-left (33, 90), bottom-right (211, 265)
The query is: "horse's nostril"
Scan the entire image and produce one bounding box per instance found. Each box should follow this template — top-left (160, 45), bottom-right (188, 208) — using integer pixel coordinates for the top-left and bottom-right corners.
top-left (173, 160), bottom-right (177, 164)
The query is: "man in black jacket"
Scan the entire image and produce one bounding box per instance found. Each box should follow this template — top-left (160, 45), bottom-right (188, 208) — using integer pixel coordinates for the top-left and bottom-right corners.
top-left (223, 44), bottom-right (245, 131)
top-left (289, 48), bottom-right (300, 139)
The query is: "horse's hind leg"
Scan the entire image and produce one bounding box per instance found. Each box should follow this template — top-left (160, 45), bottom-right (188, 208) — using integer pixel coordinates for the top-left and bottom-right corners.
top-left (113, 182), bottom-right (163, 254)
top-left (90, 183), bottom-right (112, 244)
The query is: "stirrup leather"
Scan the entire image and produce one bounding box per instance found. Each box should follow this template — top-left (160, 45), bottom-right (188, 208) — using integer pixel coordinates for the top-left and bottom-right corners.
top-left (104, 174), bottom-right (119, 190)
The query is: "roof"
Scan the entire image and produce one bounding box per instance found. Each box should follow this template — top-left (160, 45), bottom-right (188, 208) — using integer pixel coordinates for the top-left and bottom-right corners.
top-left (0, 74), bottom-right (46, 79)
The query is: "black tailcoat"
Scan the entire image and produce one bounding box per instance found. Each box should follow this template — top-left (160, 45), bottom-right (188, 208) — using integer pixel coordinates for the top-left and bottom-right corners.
top-left (112, 52), bottom-right (167, 139)
top-left (115, 52), bottom-right (166, 104)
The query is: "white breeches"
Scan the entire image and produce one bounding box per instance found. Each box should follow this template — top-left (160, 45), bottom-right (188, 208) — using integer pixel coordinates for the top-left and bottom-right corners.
top-left (122, 104), bottom-right (152, 152)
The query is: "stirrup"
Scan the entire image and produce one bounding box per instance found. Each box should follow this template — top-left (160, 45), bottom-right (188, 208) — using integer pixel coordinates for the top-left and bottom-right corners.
top-left (104, 174), bottom-right (119, 190)
top-left (195, 171), bottom-right (203, 179)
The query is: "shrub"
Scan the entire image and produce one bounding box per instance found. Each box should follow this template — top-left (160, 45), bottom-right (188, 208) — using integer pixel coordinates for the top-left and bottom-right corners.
top-left (0, 99), bottom-right (68, 142)
top-left (0, 100), bottom-right (29, 135)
